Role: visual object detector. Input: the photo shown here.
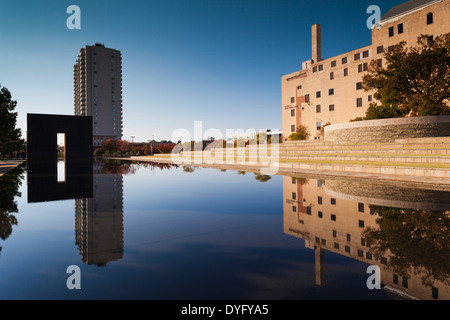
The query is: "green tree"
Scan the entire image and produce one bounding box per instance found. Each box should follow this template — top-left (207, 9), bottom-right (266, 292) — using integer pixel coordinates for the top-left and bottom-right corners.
top-left (363, 33), bottom-right (450, 117)
top-left (288, 125), bottom-right (310, 141)
top-left (0, 86), bottom-right (24, 154)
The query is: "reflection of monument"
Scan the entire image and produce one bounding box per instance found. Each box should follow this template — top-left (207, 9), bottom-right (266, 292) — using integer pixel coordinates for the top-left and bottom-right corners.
top-left (75, 162), bottom-right (124, 266)
top-left (283, 176), bottom-right (450, 300)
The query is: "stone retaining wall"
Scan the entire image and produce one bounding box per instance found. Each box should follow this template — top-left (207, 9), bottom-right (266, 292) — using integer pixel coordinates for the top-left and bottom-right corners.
top-left (324, 115), bottom-right (450, 143)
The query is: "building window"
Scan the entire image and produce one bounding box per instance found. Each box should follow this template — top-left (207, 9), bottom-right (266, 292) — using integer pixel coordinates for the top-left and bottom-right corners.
top-left (307, 207), bottom-right (312, 215)
top-left (331, 214), bottom-right (336, 221)
top-left (377, 45), bottom-right (384, 54)
top-left (318, 196), bottom-right (322, 204)
top-left (331, 198), bottom-right (336, 205)
top-left (291, 125), bottom-right (295, 132)
top-left (293, 206), bottom-right (297, 212)
top-left (342, 57), bottom-right (348, 64)
top-left (331, 60), bottom-right (336, 67)
top-left (354, 53), bottom-right (360, 61)
top-left (291, 109), bottom-right (295, 117)
top-left (329, 88), bottom-right (334, 96)
top-left (332, 230), bottom-right (337, 238)
top-left (393, 274), bottom-right (399, 284)
top-left (346, 234), bottom-right (351, 242)
top-left (363, 62), bottom-right (368, 71)
top-left (356, 82), bottom-right (362, 90)
top-left (292, 192), bottom-right (296, 200)
top-left (388, 45), bottom-right (395, 52)
top-left (318, 64), bottom-right (323, 71)
top-left (398, 23), bottom-right (404, 34)
top-left (381, 257), bottom-right (388, 265)
top-left (316, 105), bottom-right (321, 113)
top-left (377, 59), bottom-right (383, 68)
top-left (363, 50), bottom-right (369, 58)
top-left (316, 122), bottom-right (322, 130)
top-left (366, 252), bottom-right (373, 260)
top-left (358, 203), bottom-right (364, 212)
top-left (316, 91), bottom-right (321, 98)
top-left (357, 98), bottom-right (363, 107)
top-left (427, 12), bottom-right (433, 25)
top-left (334, 242), bottom-right (340, 250)
top-left (345, 246), bottom-right (350, 253)
top-left (358, 64), bottom-right (363, 73)
top-left (297, 85), bottom-right (302, 89)
top-left (432, 287), bottom-right (439, 299)
top-left (361, 237), bottom-right (366, 246)
top-left (402, 278), bottom-right (408, 288)
top-left (427, 35), bottom-right (434, 44)
top-left (291, 97), bottom-right (295, 103)
top-left (344, 68), bottom-right (348, 76)
top-left (318, 211), bottom-right (323, 218)
top-left (368, 95), bottom-right (373, 102)
top-left (329, 104), bottom-right (335, 111)
top-left (330, 72), bottom-right (334, 80)
top-left (358, 250), bottom-right (364, 257)
top-left (292, 177), bottom-right (296, 184)
top-left (313, 66), bottom-right (317, 73)
top-left (389, 26), bottom-right (394, 37)
top-left (358, 220), bottom-right (365, 228)
top-left (317, 180), bottom-right (322, 187)
top-left (305, 94), bottom-right (310, 103)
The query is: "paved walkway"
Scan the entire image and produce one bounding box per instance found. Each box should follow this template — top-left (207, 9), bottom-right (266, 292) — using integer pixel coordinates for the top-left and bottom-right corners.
top-left (0, 160), bottom-right (26, 177)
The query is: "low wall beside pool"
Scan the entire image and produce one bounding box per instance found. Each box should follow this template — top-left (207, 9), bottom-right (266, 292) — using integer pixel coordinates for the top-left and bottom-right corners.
top-left (324, 115), bottom-right (450, 143)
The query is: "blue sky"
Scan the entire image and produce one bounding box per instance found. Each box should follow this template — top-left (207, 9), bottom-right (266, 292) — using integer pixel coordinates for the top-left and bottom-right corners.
top-left (0, 0), bottom-right (405, 142)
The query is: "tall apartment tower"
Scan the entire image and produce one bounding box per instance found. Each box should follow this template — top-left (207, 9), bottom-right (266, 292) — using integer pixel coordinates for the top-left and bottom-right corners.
top-left (74, 43), bottom-right (123, 147)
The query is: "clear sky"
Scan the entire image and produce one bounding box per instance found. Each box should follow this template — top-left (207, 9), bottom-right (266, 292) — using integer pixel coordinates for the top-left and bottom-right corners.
top-left (0, 0), bottom-right (405, 142)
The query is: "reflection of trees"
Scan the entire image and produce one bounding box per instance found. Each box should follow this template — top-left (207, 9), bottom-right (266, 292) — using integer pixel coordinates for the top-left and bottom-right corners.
top-left (363, 206), bottom-right (450, 287)
top-left (101, 160), bottom-right (179, 174)
top-left (183, 166), bottom-right (195, 173)
top-left (254, 173), bottom-right (271, 182)
top-left (0, 166), bottom-right (25, 251)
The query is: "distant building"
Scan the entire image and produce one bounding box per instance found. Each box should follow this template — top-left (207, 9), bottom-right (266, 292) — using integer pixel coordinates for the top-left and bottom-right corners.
top-left (282, 0), bottom-right (450, 140)
top-left (74, 43), bottom-right (123, 147)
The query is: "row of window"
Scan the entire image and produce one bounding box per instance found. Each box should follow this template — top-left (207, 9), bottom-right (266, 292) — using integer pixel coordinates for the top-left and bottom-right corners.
top-left (312, 49), bottom-right (371, 73)
top-left (388, 13), bottom-right (434, 38)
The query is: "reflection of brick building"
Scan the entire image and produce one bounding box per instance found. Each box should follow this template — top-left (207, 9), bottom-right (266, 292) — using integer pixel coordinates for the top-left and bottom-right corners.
top-left (281, 0), bottom-right (450, 140)
top-left (283, 176), bottom-right (450, 300)
top-left (75, 166), bottom-right (124, 266)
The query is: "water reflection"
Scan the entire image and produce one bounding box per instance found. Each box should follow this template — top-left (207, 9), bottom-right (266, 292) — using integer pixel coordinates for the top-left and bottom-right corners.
top-left (0, 165), bottom-right (25, 254)
top-left (283, 176), bottom-right (450, 300)
top-left (74, 161), bottom-right (124, 266)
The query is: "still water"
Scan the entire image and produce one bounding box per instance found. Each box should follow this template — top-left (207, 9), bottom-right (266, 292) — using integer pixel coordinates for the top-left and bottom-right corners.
top-left (0, 160), bottom-right (448, 300)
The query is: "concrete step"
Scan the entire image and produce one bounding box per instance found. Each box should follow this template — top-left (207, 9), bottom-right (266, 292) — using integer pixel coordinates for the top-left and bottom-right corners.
top-left (279, 154), bottom-right (450, 164)
top-left (280, 148), bottom-right (450, 156)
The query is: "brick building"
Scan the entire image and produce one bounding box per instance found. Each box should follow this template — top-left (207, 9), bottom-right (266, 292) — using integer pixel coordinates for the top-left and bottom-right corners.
top-left (281, 0), bottom-right (450, 140)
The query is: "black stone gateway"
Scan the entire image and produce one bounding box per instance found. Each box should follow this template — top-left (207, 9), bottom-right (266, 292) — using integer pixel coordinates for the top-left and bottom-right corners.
top-left (27, 114), bottom-right (93, 203)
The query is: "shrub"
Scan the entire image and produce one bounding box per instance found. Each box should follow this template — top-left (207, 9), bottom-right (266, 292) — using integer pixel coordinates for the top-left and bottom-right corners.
top-left (288, 125), bottom-right (310, 141)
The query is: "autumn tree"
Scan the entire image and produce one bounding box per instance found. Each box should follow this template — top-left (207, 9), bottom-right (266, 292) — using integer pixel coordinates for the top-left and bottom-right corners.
top-left (0, 86), bottom-right (24, 154)
top-left (362, 33), bottom-right (450, 118)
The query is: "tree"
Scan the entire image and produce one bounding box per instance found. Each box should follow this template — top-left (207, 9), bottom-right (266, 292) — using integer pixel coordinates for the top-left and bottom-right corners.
top-left (0, 86), bottom-right (24, 154)
top-left (288, 125), bottom-right (310, 141)
top-left (363, 33), bottom-right (450, 117)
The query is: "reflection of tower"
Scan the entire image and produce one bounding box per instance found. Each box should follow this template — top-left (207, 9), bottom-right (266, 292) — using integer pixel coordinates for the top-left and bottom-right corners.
top-left (283, 176), bottom-right (450, 300)
top-left (75, 164), bottom-right (123, 266)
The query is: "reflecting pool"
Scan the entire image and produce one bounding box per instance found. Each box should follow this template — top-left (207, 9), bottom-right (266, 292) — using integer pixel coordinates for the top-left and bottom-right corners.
top-left (0, 160), bottom-right (448, 300)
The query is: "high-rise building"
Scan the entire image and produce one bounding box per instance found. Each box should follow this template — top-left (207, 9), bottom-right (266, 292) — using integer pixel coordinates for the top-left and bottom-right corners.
top-left (74, 43), bottom-right (123, 147)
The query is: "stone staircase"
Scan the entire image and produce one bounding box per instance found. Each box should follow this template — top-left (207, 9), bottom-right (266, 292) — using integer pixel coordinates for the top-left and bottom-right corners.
top-left (278, 137), bottom-right (450, 166)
